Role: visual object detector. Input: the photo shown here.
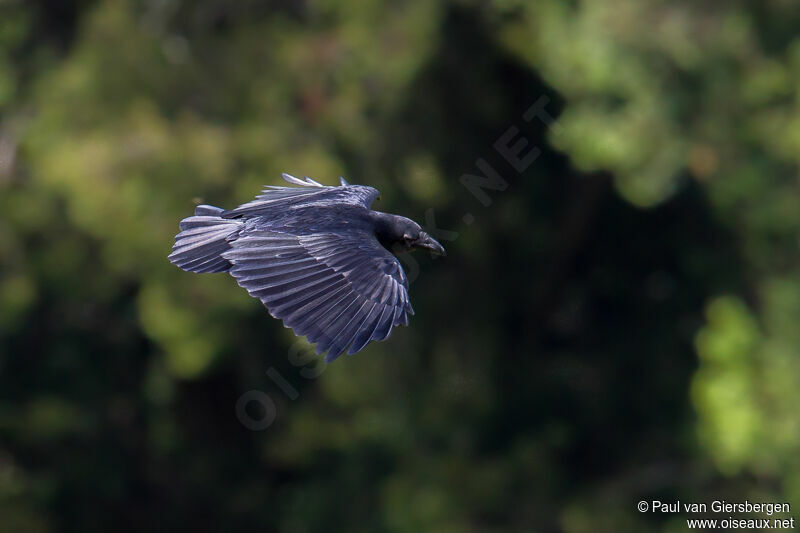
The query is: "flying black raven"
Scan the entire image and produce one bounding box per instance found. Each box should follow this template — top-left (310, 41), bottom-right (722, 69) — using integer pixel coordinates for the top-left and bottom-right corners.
top-left (168, 174), bottom-right (445, 362)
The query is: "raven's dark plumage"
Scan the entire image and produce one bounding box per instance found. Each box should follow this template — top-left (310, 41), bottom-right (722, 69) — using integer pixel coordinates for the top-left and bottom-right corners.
top-left (169, 174), bottom-right (445, 362)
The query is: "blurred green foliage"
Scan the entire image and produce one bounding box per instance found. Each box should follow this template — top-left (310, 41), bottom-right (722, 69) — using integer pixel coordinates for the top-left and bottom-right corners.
top-left (1, 0), bottom-right (799, 531)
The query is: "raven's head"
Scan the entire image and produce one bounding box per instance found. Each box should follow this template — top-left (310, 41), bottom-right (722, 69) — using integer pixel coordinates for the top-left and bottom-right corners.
top-left (405, 227), bottom-right (446, 256)
top-left (379, 215), bottom-right (446, 256)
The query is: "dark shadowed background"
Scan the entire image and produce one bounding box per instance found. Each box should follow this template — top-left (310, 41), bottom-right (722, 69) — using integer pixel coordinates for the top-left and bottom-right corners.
top-left (1, 1), bottom-right (799, 531)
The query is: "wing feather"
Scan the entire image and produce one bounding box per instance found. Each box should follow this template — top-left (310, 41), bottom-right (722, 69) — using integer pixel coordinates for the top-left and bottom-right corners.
top-left (372, 306), bottom-right (396, 341)
top-left (221, 173), bottom-right (379, 219)
top-left (222, 229), bottom-right (410, 360)
top-left (348, 303), bottom-right (385, 354)
top-left (326, 301), bottom-right (375, 360)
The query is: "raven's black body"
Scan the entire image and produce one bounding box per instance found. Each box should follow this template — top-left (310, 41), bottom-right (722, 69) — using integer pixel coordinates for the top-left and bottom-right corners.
top-left (168, 174), bottom-right (444, 362)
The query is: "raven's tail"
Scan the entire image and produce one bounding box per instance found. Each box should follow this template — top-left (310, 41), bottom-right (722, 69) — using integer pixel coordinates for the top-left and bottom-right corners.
top-left (168, 205), bottom-right (242, 273)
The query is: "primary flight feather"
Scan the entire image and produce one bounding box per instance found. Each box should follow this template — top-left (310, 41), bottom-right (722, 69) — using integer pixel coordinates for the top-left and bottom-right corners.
top-left (168, 173), bottom-right (445, 362)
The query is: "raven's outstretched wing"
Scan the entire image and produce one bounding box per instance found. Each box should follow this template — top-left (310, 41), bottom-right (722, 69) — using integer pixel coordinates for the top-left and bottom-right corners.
top-left (222, 173), bottom-right (379, 219)
top-left (222, 229), bottom-right (412, 361)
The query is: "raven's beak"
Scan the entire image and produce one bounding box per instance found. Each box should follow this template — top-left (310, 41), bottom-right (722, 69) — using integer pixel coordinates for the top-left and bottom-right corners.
top-left (415, 232), bottom-right (446, 256)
